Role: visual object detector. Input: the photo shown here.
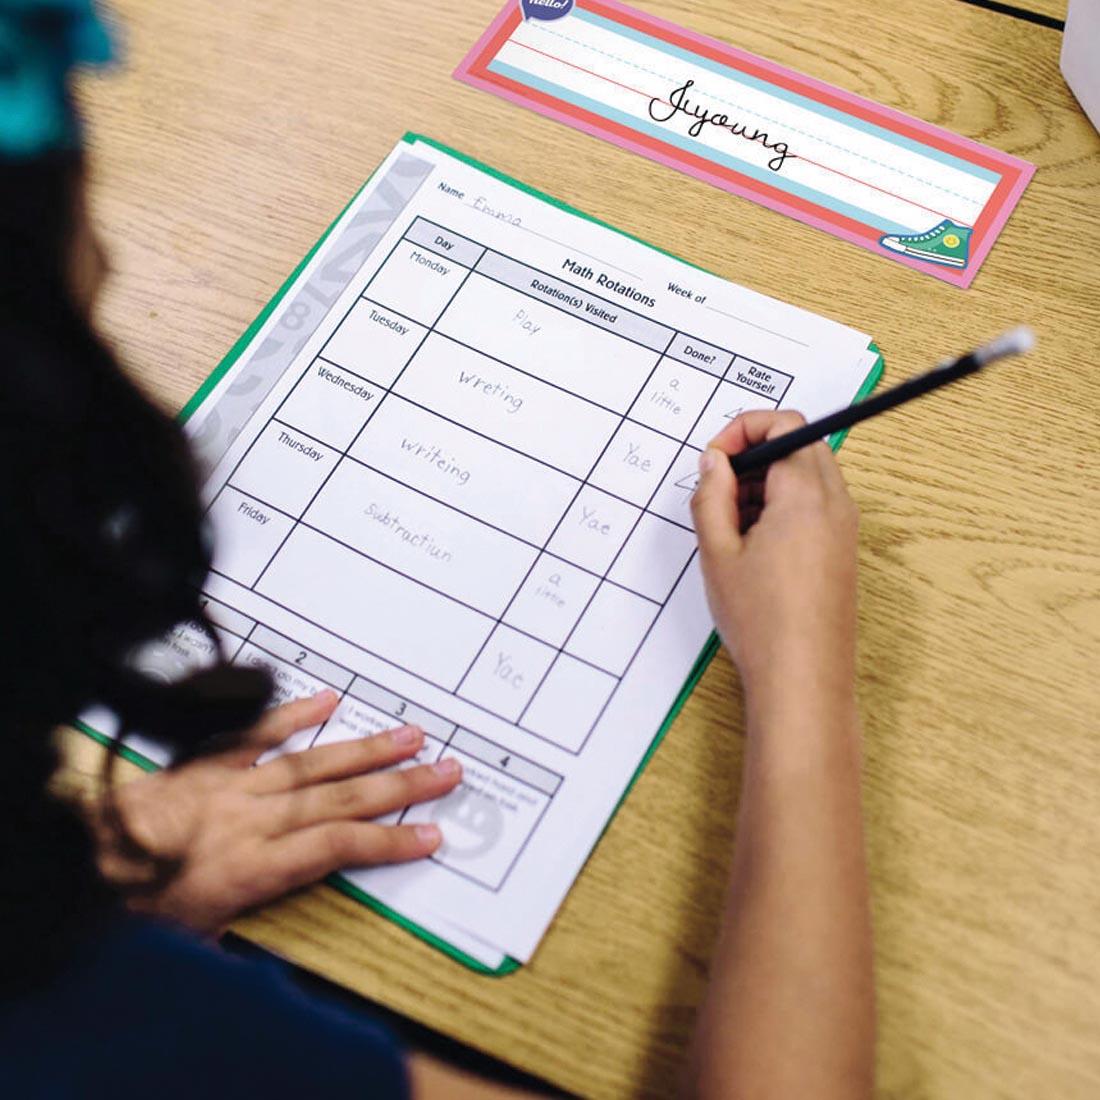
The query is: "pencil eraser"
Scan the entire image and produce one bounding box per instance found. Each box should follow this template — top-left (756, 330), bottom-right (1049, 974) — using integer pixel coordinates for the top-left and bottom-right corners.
top-left (979, 326), bottom-right (1036, 364)
top-left (1008, 325), bottom-right (1037, 354)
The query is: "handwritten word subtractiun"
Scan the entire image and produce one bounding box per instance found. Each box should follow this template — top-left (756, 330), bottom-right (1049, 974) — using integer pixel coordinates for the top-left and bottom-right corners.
top-left (648, 80), bottom-right (794, 173)
top-left (520, 0), bottom-right (574, 22)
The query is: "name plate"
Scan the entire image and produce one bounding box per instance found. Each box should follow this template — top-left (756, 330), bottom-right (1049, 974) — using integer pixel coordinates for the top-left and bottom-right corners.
top-left (456, 0), bottom-right (1034, 287)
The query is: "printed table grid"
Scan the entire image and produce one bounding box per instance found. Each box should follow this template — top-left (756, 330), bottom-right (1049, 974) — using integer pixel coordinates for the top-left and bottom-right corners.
top-left (214, 470), bottom-right (664, 615)
top-left (204, 214), bottom-right (789, 765)
top-left (182, 601), bottom-right (565, 893)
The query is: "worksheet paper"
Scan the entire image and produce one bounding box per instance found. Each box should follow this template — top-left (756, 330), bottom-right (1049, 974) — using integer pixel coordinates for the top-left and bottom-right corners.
top-left (81, 136), bottom-right (879, 970)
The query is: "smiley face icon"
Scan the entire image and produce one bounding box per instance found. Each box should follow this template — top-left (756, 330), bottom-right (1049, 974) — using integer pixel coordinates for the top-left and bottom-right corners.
top-left (134, 641), bottom-right (188, 684)
top-left (431, 786), bottom-right (504, 859)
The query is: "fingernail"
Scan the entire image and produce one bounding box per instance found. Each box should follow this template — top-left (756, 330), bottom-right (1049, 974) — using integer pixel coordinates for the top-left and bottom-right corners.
top-left (390, 724), bottom-right (421, 746)
top-left (416, 824), bottom-right (441, 846)
top-left (316, 689), bottom-right (338, 705)
top-left (698, 449), bottom-right (716, 475)
top-left (434, 758), bottom-right (461, 778)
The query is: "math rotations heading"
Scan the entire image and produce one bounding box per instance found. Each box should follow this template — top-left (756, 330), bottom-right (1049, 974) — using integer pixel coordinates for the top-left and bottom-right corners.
top-left (561, 258), bottom-right (656, 309)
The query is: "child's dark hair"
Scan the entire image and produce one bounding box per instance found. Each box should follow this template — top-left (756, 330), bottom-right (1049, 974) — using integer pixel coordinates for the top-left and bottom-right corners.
top-left (0, 151), bottom-right (271, 990)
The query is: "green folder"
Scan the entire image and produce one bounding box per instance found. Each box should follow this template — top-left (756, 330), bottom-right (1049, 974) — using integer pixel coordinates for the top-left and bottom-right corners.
top-left (78, 133), bottom-right (883, 976)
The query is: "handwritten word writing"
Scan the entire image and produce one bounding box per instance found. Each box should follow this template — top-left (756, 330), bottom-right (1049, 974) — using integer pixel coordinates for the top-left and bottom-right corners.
top-left (457, 369), bottom-right (524, 414)
top-left (399, 437), bottom-right (471, 485)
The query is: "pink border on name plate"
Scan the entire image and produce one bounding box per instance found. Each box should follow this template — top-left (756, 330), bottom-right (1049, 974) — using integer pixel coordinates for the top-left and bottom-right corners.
top-left (454, 0), bottom-right (1035, 288)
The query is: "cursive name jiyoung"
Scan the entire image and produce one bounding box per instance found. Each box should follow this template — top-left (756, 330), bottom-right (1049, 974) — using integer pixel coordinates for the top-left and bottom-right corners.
top-left (648, 80), bottom-right (794, 172)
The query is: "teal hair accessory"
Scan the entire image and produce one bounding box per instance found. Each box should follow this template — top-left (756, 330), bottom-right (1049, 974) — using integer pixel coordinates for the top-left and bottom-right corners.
top-left (0, 0), bottom-right (116, 158)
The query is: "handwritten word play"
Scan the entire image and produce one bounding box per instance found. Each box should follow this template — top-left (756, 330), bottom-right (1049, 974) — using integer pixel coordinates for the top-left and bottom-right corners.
top-left (648, 80), bottom-right (794, 172)
top-left (512, 309), bottom-right (541, 336)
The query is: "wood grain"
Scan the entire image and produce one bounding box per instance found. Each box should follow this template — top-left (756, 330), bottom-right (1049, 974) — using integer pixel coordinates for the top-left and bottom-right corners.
top-left (64, 0), bottom-right (1100, 1096)
top-left (1010, 0), bottom-right (1068, 22)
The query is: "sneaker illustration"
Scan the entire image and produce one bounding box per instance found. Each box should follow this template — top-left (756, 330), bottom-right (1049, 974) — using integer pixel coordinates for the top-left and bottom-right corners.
top-left (879, 220), bottom-right (972, 268)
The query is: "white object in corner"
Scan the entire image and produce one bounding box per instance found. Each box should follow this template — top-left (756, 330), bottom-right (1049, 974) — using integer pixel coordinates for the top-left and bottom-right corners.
top-left (1062, 0), bottom-right (1100, 132)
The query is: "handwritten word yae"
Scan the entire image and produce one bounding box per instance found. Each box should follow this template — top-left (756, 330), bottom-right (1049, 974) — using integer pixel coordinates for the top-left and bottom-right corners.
top-left (648, 80), bottom-right (794, 172)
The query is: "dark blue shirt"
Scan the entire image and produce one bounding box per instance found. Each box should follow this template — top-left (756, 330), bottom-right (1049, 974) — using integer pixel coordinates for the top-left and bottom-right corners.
top-left (1, 916), bottom-right (409, 1098)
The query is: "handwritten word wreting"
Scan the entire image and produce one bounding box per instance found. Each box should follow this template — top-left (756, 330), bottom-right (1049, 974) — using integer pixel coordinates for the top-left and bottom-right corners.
top-left (648, 80), bottom-right (794, 173)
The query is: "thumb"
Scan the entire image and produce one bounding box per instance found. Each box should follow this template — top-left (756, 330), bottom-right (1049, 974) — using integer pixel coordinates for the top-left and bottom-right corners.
top-left (691, 447), bottom-right (741, 562)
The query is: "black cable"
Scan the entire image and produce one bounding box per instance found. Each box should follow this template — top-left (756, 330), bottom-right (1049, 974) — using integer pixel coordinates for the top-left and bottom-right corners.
top-left (955, 0), bottom-right (1065, 31)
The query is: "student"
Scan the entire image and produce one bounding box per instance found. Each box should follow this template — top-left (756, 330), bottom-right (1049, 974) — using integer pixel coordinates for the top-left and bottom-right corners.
top-left (0, 4), bottom-right (873, 1097)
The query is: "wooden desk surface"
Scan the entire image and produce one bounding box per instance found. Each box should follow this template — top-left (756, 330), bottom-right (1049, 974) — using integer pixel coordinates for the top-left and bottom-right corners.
top-left (67, 0), bottom-right (1100, 1095)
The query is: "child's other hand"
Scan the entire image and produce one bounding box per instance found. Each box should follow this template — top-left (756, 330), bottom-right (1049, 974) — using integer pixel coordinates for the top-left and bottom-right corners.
top-left (90, 691), bottom-right (461, 934)
top-left (692, 410), bottom-right (859, 716)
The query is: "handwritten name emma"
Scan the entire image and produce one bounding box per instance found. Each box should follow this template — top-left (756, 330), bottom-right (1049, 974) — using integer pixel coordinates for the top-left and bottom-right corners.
top-left (648, 80), bottom-right (794, 172)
